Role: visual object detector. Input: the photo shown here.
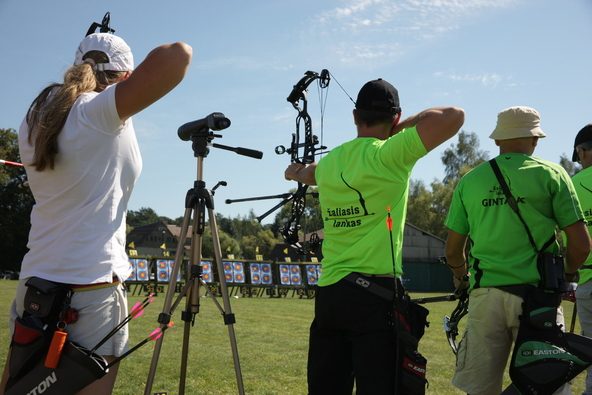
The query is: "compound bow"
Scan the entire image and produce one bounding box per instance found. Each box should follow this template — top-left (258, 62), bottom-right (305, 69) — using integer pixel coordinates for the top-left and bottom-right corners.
top-left (275, 69), bottom-right (330, 253)
top-left (226, 69), bottom-right (331, 256)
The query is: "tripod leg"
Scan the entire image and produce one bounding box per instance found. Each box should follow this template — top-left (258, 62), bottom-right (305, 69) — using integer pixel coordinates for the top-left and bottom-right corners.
top-left (178, 203), bottom-right (205, 395)
top-left (209, 207), bottom-right (245, 395)
top-left (144, 207), bottom-right (193, 395)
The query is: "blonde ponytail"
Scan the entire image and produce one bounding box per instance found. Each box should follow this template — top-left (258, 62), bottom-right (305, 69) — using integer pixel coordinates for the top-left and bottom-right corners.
top-left (27, 52), bottom-right (125, 171)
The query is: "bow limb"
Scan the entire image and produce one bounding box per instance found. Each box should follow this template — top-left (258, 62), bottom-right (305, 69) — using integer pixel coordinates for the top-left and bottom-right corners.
top-left (443, 288), bottom-right (469, 354)
top-left (282, 183), bottom-right (308, 247)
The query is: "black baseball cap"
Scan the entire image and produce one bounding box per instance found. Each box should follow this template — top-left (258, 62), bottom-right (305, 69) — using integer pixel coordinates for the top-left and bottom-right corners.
top-left (572, 124), bottom-right (592, 161)
top-left (355, 79), bottom-right (401, 115)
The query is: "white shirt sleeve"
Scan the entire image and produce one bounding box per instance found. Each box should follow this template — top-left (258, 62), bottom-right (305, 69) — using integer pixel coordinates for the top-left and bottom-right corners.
top-left (75, 84), bottom-right (125, 135)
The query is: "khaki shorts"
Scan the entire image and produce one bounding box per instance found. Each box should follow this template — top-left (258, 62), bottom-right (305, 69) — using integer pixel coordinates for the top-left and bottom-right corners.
top-left (452, 287), bottom-right (568, 395)
top-left (9, 278), bottom-right (129, 357)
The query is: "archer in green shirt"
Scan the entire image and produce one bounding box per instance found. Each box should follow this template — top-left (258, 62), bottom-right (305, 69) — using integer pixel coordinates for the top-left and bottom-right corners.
top-left (572, 123), bottom-right (592, 395)
top-left (444, 106), bottom-right (590, 395)
top-left (286, 78), bottom-right (464, 394)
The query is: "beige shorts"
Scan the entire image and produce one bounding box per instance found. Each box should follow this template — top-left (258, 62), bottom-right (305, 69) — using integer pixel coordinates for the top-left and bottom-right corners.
top-left (452, 287), bottom-right (567, 395)
top-left (9, 278), bottom-right (129, 357)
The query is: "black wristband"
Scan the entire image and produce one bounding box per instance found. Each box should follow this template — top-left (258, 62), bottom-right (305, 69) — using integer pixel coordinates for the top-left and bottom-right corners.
top-left (565, 271), bottom-right (579, 282)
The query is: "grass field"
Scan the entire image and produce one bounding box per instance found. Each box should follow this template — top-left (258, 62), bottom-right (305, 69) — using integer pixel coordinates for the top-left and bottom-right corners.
top-left (0, 280), bottom-right (586, 394)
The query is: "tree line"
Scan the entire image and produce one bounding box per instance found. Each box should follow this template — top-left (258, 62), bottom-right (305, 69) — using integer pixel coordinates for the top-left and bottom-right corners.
top-left (0, 127), bottom-right (575, 270)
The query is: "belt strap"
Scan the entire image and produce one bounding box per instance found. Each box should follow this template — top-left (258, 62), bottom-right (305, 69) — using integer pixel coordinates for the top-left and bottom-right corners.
top-left (71, 280), bottom-right (120, 292)
top-left (344, 273), bottom-right (399, 301)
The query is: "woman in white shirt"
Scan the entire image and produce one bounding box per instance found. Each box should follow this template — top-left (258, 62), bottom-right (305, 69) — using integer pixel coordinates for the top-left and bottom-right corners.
top-left (1, 32), bottom-right (192, 395)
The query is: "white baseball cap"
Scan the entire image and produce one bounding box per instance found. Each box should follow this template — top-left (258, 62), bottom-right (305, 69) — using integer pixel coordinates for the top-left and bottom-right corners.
top-left (74, 33), bottom-right (134, 71)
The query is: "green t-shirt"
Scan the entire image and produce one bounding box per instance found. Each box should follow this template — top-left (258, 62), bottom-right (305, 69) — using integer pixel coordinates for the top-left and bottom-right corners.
top-left (315, 126), bottom-right (427, 286)
top-left (445, 153), bottom-right (583, 289)
top-left (572, 166), bottom-right (592, 284)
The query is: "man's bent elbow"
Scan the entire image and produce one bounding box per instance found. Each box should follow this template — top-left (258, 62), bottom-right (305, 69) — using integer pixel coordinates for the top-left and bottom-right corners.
top-left (170, 42), bottom-right (193, 72)
top-left (443, 107), bottom-right (465, 137)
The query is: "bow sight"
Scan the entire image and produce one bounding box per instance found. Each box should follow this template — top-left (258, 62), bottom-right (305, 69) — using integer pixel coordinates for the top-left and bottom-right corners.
top-left (226, 69), bottom-right (331, 256)
top-left (86, 12), bottom-right (115, 36)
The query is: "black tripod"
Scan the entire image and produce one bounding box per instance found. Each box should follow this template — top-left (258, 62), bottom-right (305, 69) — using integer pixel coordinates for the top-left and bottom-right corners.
top-left (144, 113), bottom-right (262, 395)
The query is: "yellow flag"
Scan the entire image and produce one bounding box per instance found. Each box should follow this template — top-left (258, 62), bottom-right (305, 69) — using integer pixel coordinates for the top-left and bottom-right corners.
top-left (160, 243), bottom-right (166, 250)
top-left (255, 246), bottom-right (260, 254)
top-left (128, 241), bottom-right (135, 249)
top-left (283, 248), bottom-right (289, 255)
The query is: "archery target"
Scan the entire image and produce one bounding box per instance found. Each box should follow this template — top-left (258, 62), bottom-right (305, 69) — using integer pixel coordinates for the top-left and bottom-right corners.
top-left (233, 262), bottom-right (245, 284)
top-left (223, 261), bottom-right (233, 282)
top-left (201, 260), bottom-right (213, 283)
top-left (128, 259), bottom-right (138, 281)
top-left (306, 264), bottom-right (321, 285)
top-left (222, 261), bottom-right (245, 283)
top-left (157, 259), bottom-right (170, 282)
top-left (279, 264), bottom-right (291, 285)
top-left (261, 263), bottom-right (272, 285)
top-left (136, 259), bottom-right (149, 282)
top-left (250, 263), bottom-right (261, 285)
top-left (290, 265), bottom-right (302, 285)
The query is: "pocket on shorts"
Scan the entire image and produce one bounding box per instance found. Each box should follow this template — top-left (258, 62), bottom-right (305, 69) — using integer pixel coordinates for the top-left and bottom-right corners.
top-left (455, 330), bottom-right (469, 371)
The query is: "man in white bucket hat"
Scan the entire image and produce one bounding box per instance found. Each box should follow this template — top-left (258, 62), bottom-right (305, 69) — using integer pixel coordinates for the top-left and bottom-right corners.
top-left (445, 106), bottom-right (590, 394)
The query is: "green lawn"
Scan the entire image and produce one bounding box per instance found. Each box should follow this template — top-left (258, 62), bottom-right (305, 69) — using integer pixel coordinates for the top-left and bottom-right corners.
top-left (0, 280), bottom-right (586, 394)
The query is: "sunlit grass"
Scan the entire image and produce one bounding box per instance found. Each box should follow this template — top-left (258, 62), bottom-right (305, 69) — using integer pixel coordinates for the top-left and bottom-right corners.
top-left (0, 280), bottom-right (585, 394)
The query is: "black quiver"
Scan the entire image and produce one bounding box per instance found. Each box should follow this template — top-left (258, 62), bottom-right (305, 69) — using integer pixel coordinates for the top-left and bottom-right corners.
top-left (391, 294), bottom-right (430, 394)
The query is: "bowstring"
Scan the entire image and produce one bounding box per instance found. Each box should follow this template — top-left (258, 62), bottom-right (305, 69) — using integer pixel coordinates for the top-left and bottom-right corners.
top-left (328, 71), bottom-right (356, 106)
top-left (316, 79), bottom-right (328, 160)
top-left (301, 78), bottom-right (330, 253)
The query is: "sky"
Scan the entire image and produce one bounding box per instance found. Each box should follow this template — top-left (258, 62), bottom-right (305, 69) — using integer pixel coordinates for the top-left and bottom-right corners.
top-left (1, 0), bottom-right (591, 224)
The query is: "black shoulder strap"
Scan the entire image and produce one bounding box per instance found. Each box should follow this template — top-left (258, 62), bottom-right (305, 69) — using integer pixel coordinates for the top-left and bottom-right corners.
top-left (489, 159), bottom-right (541, 253)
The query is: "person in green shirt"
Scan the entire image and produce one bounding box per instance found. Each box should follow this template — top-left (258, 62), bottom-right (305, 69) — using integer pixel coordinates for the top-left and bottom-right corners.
top-left (572, 123), bottom-right (592, 395)
top-left (445, 106), bottom-right (591, 395)
top-left (285, 78), bottom-right (464, 394)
